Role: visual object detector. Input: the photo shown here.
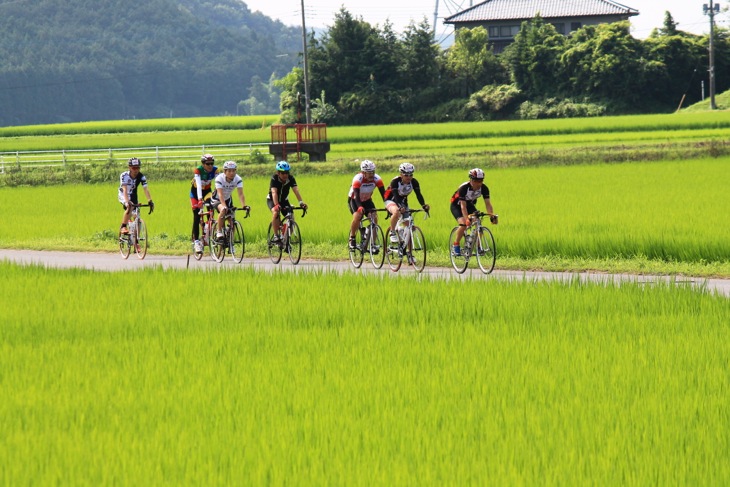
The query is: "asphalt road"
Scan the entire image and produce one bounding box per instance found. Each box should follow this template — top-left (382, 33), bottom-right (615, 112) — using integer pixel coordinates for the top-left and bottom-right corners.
top-left (1, 249), bottom-right (728, 297)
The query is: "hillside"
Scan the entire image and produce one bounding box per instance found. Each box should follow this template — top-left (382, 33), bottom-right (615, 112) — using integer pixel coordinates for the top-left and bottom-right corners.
top-left (683, 89), bottom-right (730, 112)
top-left (0, 0), bottom-right (299, 126)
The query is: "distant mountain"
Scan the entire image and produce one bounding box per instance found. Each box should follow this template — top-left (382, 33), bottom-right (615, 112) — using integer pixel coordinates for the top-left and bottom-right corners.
top-left (0, 0), bottom-right (300, 126)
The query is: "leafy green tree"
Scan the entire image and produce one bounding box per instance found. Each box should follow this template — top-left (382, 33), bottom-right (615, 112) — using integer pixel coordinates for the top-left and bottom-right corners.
top-left (502, 15), bottom-right (565, 98)
top-left (445, 26), bottom-right (507, 97)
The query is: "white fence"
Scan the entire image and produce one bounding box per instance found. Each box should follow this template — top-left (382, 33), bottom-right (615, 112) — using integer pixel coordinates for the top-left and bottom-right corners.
top-left (0, 143), bottom-right (271, 172)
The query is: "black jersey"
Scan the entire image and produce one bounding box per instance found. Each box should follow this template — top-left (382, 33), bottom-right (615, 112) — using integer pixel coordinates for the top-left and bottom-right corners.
top-left (267, 173), bottom-right (298, 201)
top-left (384, 176), bottom-right (426, 207)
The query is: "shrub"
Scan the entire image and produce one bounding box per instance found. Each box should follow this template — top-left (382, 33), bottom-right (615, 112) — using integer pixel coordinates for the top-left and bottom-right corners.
top-left (518, 98), bottom-right (606, 119)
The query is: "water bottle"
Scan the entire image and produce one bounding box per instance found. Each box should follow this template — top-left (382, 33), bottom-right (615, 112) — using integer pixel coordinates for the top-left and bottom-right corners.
top-left (203, 224), bottom-right (209, 244)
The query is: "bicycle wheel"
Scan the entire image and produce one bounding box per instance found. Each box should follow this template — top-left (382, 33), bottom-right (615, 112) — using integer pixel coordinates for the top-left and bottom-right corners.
top-left (369, 224), bottom-right (386, 269)
top-left (230, 220), bottom-right (245, 263)
top-left (449, 226), bottom-right (469, 274)
top-left (134, 218), bottom-right (148, 260)
top-left (409, 226), bottom-right (427, 273)
top-left (267, 222), bottom-right (282, 264)
top-left (349, 227), bottom-right (364, 269)
top-left (476, 226), bottom-right (496, 274)
top-left (287, 221), bottom-right (302, 265)
top-left (209, 222), bottom-right (225, 263)
top-left (386, 228), bottom-right (403, 272)
top-left (118, 229), bottom-right (131, 259)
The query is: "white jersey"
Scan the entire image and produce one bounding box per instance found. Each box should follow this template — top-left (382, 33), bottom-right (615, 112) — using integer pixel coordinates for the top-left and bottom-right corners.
top-left (213, 173), bottom-right (243, 201)
top-left (348, 173), bottom-right (384, 201)
top-left (117, 171), bottom-right (148, 204)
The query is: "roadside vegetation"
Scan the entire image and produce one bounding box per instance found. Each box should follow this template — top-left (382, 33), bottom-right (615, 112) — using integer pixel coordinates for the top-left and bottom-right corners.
top-left (1, 263), bottom-right (728, 485)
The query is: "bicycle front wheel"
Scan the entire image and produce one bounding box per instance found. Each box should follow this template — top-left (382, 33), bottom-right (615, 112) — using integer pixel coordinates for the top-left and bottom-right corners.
top-left (287, 221), bottom-right (302, 265)
top-left (230, 220), bottom-right (245, 263)
top-left (267, 222), bottom-right (282, 264)
top-left (476, 226), bottom-right (496, 274)
top-left (449, 226), bottom-right (468, 274)
top-left (369, 224), bottom-right (385, 269)
top-left (135, 218), bottom-right (148, 260)
top-left (210, 222), bottom-right (225, 263)
top-left (349, 228), bottom-right (364, 269)
top-left (409, 226), bottom-right (427, 273)
top-left (118, 229), bottom-right (131, 259)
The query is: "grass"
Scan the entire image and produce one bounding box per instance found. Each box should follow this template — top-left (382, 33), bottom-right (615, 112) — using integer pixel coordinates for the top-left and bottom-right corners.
top-left (0, 159), bottom-right (728, 277)
top-left (1, 263), bottom-right (728, 485)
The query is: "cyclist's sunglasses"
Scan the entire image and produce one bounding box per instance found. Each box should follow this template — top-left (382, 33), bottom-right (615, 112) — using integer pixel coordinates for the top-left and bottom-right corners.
top-left (472, 178), bottom-right (484, 182)
top-left (203, 161), bottom-right (213, 165)
top-left (278, 170), bottom-right (290, 174)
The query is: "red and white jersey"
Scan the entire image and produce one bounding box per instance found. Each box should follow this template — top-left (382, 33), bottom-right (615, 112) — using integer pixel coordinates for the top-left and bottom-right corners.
top-left (348, 173), bottom-right (384, 201)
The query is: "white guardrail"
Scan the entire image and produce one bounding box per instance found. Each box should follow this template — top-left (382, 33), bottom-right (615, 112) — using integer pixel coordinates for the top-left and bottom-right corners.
top-left (0, 143), bottom-right (271, 172)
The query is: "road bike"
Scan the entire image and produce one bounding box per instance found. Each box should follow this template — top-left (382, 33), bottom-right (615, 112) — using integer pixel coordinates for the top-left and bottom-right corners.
top-left (349, 209), bottom-right (386, 269)
top-left (192, 200), bottom-right (215, 261)
top-left (118, 203), bottom-right (150, 260)
top-left (210, 206), bottom-right (250, 263)
top-left (448, 211), bottom-right (497, 274)
top-left (386, 208), bottom-right (429, 273)
top-left (267, 206), bottom-right (307, 265)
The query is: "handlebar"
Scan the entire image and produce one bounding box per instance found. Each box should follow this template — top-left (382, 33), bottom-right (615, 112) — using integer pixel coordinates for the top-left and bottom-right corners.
top-left (228, 206), bottom-right (251, 219)
top-left (291, 206), bottom-right (308, 218)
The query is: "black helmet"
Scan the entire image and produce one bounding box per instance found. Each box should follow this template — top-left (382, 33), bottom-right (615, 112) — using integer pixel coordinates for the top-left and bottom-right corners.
top-left (128, 157), bottom-right (142, 167)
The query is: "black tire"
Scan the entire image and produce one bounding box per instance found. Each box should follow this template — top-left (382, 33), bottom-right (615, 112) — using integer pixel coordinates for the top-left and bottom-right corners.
top-left (386, 227), bottom-right (403, 272)
top-left (449, 226), bottom-right (468, 274)
top-left (349, 227), bottom-right (364, 269)
top-left (210, 222), bottom-right (225, 263)
top-left (118, 229), bottom-right (131, 259)
top-left (231, 220), bottom-right (245, 263)
top-left (409, 226), bottom-right (427, 273)
top-left (134, 218), bottom-right (148, 260)
top-left (267, 222), bottom-right (282, 264)
top-left (287, 221), bottom-right (302, 265)
top-left (369, 224), bottom-right (386, 269)
top-left (476, 225), bottom-right (496, 274)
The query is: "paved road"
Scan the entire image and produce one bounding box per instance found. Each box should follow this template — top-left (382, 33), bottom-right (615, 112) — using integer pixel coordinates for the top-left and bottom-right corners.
top-left (1, 249), bottom-right (728, 297)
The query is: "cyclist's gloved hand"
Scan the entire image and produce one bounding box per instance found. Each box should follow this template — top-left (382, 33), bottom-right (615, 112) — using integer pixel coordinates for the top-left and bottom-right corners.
top-left (148, 200), bottom-right (155, 214)
top-left (490, 214), bottom-right (498, 224)
top-left (194, 200), bottom-right (203, 209)
top-left (272, 204), bottom-right (280, 211)
top-left (243, 205), bottom-right (251, 211)
top-left (357, 206), bottom-right (365, 214)
top-left (422, 204), bottom-right (430, 212)
top-left (300, 202), bottom-right (308, 210)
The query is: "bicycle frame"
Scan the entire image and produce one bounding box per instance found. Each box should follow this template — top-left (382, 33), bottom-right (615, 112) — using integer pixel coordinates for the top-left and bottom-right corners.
top-left (193, 203), bottom-right (215, 260)
top-left (387, 208), bottom-right (428, 272)
top-left (119, 203), bottom-right (149, 260)
top-left (449, 211), bottom-right (496, 274)
top-left (349, 209), bottom-right (386, 269)
top-left (210, 206), bottom-right (250, 263)
top-left (268, 206), bottom-right (307, 265)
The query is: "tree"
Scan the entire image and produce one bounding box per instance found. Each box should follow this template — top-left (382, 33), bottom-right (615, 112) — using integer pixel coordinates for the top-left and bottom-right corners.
top-left (445, 26), bottom-right (507, 97)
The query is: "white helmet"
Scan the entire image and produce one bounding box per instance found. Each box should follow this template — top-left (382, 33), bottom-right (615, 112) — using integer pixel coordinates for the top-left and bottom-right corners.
top-left (399, 162), bottom-right (415, 175)
top-left (223, 161), bottom-right (237, 170)
top-left (469, 168), bottom-right (485, 180)
top-left (360, 160), bottom-right (376, 172)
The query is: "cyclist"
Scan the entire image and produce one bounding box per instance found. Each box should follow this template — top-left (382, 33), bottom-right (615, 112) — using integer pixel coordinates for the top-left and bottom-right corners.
top-left (449, 168), bottom-right (498, 256)
top-left (348, 159), bottom-right (385, 249)
top-left (211, 161), bottom-right (248, 239)
top-left (267, 161), bottom-right (307, 241)
top-left (190, 153), bottom-right (218, 252)
top-left (118, 157), bottom-right (154, 235)
top-left (384, 162), bottom-right (430, 244)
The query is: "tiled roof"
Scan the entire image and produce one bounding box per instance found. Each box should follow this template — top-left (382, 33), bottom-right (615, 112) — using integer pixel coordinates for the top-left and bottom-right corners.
top-left (445, 0), bottom-right (638, 23)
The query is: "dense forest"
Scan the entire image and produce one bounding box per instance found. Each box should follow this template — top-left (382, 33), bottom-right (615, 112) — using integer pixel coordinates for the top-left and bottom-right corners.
top-left (0, 0), bottom-right (299, 126)
top-left (277, 9), bottom-right (730, 125)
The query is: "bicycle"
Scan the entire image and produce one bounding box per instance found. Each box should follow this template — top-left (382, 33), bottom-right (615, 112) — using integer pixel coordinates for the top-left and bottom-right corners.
top-left (386, 208), bottom-right (429, 273)
top-left (349, 209), bottom-right (386, 269)
top-left (192, 200), bottom-right (216, 261)
top-left (267, 206), bottom-right (307, 265)
top-left (118, 203), bottom-right (150, 260)
top-left (448, 211), bottom-right (497, 274)
top-left (210, 206), bottom-right (250, 263)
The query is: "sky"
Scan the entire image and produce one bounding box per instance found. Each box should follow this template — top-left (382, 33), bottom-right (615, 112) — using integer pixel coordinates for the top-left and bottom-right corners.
top-left (242, 0), bottom-right (727, 44)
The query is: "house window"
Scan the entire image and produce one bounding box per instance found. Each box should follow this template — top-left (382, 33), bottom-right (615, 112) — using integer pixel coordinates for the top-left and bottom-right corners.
top-left (552, 23), bottom-right (565, 34)
top-left (488, 26), bottom-right (499, 38)
top-left (499, 26), bottom-right (512, 37)
top-left (570, 22), bottom-right (582, 32)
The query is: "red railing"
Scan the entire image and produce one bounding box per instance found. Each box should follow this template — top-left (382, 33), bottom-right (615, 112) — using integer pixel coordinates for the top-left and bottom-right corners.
top-left (270, 124), bottom-right (328, 160)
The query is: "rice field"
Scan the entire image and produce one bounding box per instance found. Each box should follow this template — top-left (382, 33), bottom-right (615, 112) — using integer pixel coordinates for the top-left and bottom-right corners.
top-left (0, 158), bottom-right (728, 275)
top-left (0, 263), bottom-right (728, 485)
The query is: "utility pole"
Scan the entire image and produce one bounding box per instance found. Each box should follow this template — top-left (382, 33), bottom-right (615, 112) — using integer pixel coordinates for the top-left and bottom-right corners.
top-left (704, 0), bottom-right (720, 109)
top-left (300, 0), bottom-right (312, 124)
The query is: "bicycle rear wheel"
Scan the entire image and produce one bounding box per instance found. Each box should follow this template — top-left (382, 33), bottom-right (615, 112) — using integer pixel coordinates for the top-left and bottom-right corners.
top-left (134, 218), bottom-right (148, 260)
top-left (476, 226), bottom-right (496, 274)
top-left (349, 228), bottom-right (364, 269)
top-left (209, 222), bottom-right (225, 263)
top-left (287, 221), bottom-right (302, 265)
top-left (267, 222), bottom-right (282, 264)
top-left (386, 228), bottom-right (403, 272)
top-left (230, 220), bottom-right (245, 263)
top-left (369, 224), bottom-right (385, 269)
top-left (118, 229), bottom-right (131, 259)
top-left (409, 226), bottom-right (427, 273)
top-left (449, 226), bottom-right (469, 274)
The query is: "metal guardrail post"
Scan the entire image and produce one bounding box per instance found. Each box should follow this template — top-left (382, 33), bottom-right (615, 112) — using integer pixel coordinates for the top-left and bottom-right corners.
top-left (62, 150), bottom-right (66, 167)
top-left (156, 147), bottom-right (159, 163)
top-left (16, 151), bottom-right (20, 169)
